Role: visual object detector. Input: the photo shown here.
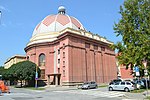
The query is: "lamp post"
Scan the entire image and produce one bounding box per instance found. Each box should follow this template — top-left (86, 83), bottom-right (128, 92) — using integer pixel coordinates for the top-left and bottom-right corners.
top-left (142, 59), bottom-right (148, 96)
top-left (35, 66), bottom-right (38, 88)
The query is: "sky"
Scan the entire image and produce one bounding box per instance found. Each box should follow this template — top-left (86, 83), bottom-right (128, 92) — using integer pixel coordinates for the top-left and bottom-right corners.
top-left (0, 0), bottom-right (124, 66)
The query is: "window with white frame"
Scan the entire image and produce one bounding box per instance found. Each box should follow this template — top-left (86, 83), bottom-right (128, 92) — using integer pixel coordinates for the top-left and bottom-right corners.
top-left (39, 53), bottom-right (45, 66)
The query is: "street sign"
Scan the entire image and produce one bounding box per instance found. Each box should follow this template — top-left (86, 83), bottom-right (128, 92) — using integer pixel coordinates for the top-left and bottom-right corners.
top-left (134, 66), bottom-right (139, 72)
top-left (136, 72), bottom-right (140, 76)
top-left (35, 72), bottom-right (38, 80)
top-left (144, 69), bottom-right (148, 76)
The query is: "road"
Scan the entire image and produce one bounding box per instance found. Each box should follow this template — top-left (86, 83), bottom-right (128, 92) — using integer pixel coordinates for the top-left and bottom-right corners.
top-left (0, 86), bottom-right (146, 100)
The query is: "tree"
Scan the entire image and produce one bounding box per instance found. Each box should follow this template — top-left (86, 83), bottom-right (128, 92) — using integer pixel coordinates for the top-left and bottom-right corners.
top-left (0, 67), bottom-right (4, 75)
top-left (113, 0), bottom-right (150, 73)
top-left (4, 61), bottom-right (41, 87)
top-left (0, 66), bottom-right (8, 80)
top-left (0, 67), bottom-right (5, 80)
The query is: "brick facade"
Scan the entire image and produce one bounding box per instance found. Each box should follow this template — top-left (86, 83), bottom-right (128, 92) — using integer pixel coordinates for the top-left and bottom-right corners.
top-left (25, 30), bottom-right (117, 85)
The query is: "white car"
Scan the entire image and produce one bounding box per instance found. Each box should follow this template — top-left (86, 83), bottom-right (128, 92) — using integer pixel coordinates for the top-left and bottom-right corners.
top-left (81, 81), bottom-right (98, 89)
top-left (108, 81), bottom-right (135, 92)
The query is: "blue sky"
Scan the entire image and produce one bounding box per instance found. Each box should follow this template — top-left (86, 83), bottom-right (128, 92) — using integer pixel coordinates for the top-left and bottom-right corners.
top-left (0, 0), bottom-right (124, 66)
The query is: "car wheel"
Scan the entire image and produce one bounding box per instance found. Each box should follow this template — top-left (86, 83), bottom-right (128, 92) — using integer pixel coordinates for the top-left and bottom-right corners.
top-left (109, 87), bottom-right (113, 91)
top-left (124, 87), bottom-right (129, 92)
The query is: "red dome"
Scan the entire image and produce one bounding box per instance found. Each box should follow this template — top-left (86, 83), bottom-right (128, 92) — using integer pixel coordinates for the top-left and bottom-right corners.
top-left (32, 7), bottom-right (85, 36)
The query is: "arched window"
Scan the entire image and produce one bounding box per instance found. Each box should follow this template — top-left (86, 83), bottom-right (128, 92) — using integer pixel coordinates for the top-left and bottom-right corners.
top-left (39, 53), bottom-right (45, 66)
top-left (27, 56), bottom-right (29, 60)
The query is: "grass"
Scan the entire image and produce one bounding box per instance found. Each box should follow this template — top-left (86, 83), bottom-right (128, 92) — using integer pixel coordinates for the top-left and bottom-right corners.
top-left (23, 87), bottom-right (45, 90)
top-left (131, 87), bottom-right (150, 93)
top-left (13, 85), bottom-right (45, 90)
top-left (131, 89), bottom-right (145, 93)
top-left (145, 96), bottom-right (150, 100)
top-left (26, 87), bottom-right (45, 90)
top-left (98, 85), bottom-right (108, 88)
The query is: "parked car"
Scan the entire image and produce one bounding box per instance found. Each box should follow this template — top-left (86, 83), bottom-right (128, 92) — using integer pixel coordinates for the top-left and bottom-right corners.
top-left (108, 81), bottom-right (135, 92)
top-left (81, 81), bottom-right (98, 89)
top-left (109, 79), bottom-right (122, 85)
top-left (134, 80), bottom-right (144, 87)
top-left (140, 78), bottom-right (150, 88)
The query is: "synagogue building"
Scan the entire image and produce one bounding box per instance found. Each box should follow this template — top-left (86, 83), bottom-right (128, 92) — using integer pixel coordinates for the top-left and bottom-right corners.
top-left (25, 6), bottom-right (117, 86)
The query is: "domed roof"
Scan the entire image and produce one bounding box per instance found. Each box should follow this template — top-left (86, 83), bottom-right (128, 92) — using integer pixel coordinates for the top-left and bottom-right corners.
top-left (32, 6), bottom-right (85, 36)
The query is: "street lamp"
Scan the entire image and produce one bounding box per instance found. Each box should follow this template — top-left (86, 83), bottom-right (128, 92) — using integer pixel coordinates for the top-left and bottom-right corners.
top-left (35, 66), bottom-right (38, 88)
top-left (142, 59), bottom-right (148, 96)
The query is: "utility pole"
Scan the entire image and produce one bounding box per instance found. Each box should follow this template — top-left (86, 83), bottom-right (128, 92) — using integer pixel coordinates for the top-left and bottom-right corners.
top-left (35, 66), bottom-right (38, 88)
top-left (142, 59), bottom-right (148, 97)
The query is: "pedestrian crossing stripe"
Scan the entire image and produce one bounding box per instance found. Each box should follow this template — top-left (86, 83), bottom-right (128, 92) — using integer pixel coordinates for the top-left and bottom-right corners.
top-left (54, 90), bottom-right (125, 98)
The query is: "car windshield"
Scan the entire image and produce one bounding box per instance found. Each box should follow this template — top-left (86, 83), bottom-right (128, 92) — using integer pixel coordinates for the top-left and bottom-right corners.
top-left (114, 79), bottom-right (121, 82)
top-left (114, 82), bottom-right (120, 85)
top-left (83, 82), bottom-right (90, 85)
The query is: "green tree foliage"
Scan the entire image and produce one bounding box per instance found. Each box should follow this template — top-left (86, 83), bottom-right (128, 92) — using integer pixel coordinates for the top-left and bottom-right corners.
top-left (4, 61), bottom-right (41, 85)
top-left (0, 66), bottom-right (7, 80)
top-left (0, 67), bottom-right (4, 75)
top-left (0, 67), bottom-right (4, 79)
top-left (113, 0), bottom-right (150, 70)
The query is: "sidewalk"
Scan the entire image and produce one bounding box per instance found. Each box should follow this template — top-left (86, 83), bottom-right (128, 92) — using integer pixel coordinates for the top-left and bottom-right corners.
top-left (124, 90), bottom-right (150, 100)
top-left (45, 86), bottom-right (150, 100)
top-left (44, 85), bottom-right (78, 91)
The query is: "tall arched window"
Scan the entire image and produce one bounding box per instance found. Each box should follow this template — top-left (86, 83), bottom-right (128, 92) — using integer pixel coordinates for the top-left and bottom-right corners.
top-left (39, 53), bottom-right (45, 66)
top-left (27, 56), bottom-right (30, 60)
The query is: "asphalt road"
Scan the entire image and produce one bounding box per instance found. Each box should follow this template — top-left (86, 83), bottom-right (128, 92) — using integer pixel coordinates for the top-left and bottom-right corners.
top-left (0, 86), bottom-right (147, 100)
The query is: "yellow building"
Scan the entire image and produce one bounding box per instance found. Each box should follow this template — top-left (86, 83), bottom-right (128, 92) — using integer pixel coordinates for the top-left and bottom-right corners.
top-left (4, 55), bottom-right (26, 69)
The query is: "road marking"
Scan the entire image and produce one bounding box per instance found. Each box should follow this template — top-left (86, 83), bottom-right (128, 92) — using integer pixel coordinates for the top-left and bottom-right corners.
top-left (54, 90), bottom-right (125, 98)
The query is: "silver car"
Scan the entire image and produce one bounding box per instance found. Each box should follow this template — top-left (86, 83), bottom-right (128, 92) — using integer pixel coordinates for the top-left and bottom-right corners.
top-left (108, 81), bottom-right (135, 92)
top-left (81, 81), bottom-right (98, 89)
